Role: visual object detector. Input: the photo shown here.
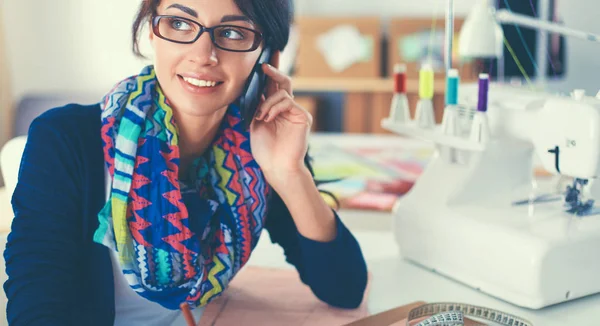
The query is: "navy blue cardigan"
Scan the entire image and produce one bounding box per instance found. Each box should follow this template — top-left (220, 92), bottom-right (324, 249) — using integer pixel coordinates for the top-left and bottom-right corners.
top-left (3, 104), bottom-right (368, 326)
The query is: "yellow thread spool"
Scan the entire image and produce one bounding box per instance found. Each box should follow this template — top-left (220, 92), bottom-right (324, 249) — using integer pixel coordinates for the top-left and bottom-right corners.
top-left (419, 66), bottom-right (435, 100)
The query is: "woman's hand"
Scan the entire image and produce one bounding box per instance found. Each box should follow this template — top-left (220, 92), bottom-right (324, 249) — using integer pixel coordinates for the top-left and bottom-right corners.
top-left (250, 62), bottom-right (337, 243)
top-left (250, 63), bottom-right (313, 183)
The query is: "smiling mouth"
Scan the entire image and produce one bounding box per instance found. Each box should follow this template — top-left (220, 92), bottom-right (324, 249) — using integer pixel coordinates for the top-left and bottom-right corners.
top-left (178, 75), bottom-right (224, 88)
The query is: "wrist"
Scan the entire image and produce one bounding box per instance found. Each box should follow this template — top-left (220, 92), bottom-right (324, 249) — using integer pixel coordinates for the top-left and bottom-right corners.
top-left (263, 166), bottom-right (312, 195)
top-left (264, 166), bottom-right (337, 242)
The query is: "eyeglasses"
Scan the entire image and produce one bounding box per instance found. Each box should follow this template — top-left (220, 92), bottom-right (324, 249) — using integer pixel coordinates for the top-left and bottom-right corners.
top-left (151, 15), bottom-right (264, 52)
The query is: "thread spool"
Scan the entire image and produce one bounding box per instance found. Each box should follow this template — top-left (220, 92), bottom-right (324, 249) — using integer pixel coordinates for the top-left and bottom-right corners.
top-left (419, 65), bottom-right (435, 100)
top-left (477, 73), bottom-right (489, 112)
top-left (446, 69), bottom-right (459, 106)
top-left (394, 64), bottom-right (407, 94)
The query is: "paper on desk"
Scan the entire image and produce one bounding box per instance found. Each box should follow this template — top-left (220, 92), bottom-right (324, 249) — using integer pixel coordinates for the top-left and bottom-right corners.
top-left (198, 266), bottom-right (370, 326)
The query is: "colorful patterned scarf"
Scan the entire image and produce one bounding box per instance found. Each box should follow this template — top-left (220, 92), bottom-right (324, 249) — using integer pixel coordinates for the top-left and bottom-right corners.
top-left (94, 65), bottom-right (270, 310)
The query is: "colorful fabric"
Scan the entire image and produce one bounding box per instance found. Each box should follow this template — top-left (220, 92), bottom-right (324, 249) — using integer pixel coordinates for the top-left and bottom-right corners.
top-left (94, 65), bottom-right (270, 310)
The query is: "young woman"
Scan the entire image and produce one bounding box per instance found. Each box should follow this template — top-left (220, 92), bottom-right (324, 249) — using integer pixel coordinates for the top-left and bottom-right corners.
top-left (3, 0), bottom-right (367, 325)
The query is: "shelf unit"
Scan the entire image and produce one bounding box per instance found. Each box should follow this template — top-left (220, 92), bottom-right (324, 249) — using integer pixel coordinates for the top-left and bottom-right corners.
top-left (291, 77), bottom-right (448, 134)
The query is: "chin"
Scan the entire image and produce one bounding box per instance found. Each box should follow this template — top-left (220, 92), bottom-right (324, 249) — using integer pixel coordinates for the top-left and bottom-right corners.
top-left (177, 99), bottom-right (227, 117)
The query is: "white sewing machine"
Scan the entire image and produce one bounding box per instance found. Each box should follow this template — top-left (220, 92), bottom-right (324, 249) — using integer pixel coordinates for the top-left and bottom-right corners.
top-left (382, 83), bottom-right (600, 310)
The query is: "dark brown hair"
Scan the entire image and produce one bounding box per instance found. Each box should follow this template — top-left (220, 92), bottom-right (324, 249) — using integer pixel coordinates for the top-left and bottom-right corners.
top-left (132, 0), bottom-right (293, 58)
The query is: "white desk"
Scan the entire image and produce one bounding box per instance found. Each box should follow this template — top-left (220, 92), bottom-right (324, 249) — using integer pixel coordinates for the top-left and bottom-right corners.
top-left (1, 186), bottom-right (599, 325)
top-left (249, 211), bottom-right (600, 326)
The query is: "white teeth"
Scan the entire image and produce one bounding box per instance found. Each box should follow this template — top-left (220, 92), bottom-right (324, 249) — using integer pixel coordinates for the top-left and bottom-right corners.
top-left (182, 77), bottom-right (218, 87)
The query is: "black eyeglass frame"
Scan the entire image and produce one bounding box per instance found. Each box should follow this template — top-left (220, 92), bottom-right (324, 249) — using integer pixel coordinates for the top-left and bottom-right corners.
top-left (151, 15), bottom-right (264, 52)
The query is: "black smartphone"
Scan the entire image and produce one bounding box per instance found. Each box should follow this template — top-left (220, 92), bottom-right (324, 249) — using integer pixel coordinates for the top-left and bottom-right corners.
top-left (239, 46), bottom-right (273, 130)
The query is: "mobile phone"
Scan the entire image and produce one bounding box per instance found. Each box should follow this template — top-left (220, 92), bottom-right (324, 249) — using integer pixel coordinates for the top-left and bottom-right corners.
top-left (239, 46), bottom-right (273, 130)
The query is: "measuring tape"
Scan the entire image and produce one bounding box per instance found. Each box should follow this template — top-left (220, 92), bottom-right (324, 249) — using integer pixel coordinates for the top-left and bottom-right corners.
top-left (406, 302), bottom-right (534, 326)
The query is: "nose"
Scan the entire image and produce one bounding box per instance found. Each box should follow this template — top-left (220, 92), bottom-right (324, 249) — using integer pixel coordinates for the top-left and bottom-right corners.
top-left (188, 31), bottom-right (218, 66)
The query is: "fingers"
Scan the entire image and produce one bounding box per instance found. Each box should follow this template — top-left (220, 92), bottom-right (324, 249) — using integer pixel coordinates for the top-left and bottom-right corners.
top-left (256, 89), bottom-right (291, 120)
top-left (261, 63), bottom-right (293, 96)
top-left (256, 95), bottom-right (313, 125)
top-left (262, 97), bottom-right (295, 123)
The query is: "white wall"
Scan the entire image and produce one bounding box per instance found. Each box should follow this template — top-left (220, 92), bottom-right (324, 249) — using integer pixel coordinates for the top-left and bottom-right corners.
top-left (1, 0), bottom-right (599, 100)
top-left (1, 0), bottom-right (470, 100)
top-left (1, 0), bottom-right (151, 99)
top-left (0, 0), bottom-right (475, 100)
top-left (547, 0), bottom-right (600, 95)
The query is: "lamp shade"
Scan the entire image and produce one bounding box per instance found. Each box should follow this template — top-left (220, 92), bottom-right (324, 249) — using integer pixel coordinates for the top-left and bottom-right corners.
top-left (458, 0), bottom-right (504, 58)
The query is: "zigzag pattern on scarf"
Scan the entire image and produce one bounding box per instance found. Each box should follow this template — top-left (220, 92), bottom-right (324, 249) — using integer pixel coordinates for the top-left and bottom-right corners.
top-left (94, 65), bottom-right (269, 310)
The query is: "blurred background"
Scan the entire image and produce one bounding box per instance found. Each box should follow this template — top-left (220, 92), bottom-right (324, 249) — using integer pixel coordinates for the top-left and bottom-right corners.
top-left (0, 2), bottom-right (599, 323)
top-left (0, 3), bottom-right (599, 324)
top-left (1, 0), bottom-right (599, 209)
top-left (2, 0), bottom-right (599, 137)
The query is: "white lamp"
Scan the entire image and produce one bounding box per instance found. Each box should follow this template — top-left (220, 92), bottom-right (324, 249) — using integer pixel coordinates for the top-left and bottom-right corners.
top-left (458, 0), bottom-right (504, 59)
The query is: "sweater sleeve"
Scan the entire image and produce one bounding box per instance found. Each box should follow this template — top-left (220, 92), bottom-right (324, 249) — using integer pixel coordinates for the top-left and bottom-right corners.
top-left (263, 156), bottom-right (368, 309)
top-left (3, 114), bottom-right (84, 326)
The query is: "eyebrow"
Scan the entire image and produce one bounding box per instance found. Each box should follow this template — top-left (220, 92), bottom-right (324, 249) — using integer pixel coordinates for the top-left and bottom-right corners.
top-left (221, 15), bottom-right (251, 24)
top-left (166, 4), bottom-right (198, 18)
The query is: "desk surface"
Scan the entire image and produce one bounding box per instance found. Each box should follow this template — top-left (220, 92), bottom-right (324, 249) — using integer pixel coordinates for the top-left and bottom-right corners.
top-left (2, 177), bottom-right (600, 326)
top-left (0, 193), bottom-right (598, 325)
top-left (1, 131), bottom-right (597, 325)
top-left (249, 225), bottom-right (600, 326)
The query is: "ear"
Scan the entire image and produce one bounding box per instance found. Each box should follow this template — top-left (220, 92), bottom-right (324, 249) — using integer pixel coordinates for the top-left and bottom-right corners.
top-left (148, 21), bottom-right (155, 42)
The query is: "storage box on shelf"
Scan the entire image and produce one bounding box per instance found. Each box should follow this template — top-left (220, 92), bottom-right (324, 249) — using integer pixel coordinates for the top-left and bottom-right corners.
top-left (294, 16), bottom-right (382, 79)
